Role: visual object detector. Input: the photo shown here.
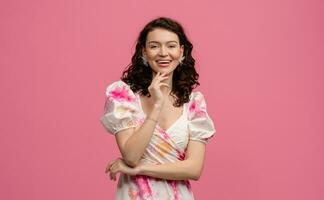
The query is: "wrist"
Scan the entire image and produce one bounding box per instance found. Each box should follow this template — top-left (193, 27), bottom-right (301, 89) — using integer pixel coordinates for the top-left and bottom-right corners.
top-left (146, 116), bottom-right (158, 123)
top-left (136, 164), bottom-right (144, 175)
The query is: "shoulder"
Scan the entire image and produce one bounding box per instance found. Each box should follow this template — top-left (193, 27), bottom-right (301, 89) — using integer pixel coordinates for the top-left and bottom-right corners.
top-left (187, 90), bottom-right (208, 118)
top-left (189, 91), bottom-right (205, 102)
top-left (188, 91), bottom-right (207, 109)
top-left (105, 80), bottom-right (130, 96)
top-left (104, 80), bottom-right (137, 103)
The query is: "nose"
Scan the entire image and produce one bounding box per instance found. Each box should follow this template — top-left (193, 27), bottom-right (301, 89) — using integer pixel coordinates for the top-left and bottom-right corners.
top-left (158, 46), bottom-right (168, 56)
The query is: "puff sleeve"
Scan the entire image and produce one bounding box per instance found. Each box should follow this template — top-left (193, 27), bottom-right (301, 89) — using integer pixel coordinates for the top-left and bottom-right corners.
top-left (187, 91), bottom-right (216, 144)
top-left (100, 80), bottom-right (140, 135)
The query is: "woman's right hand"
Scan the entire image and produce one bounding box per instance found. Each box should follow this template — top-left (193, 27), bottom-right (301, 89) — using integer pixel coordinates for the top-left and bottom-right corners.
top-left (148, 72), bottom-right (169, 105)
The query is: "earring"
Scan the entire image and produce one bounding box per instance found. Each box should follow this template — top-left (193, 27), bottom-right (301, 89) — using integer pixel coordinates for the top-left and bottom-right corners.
top-left (179, 56), bottom-right (185, 65)
top-left (141, 56), bottom-right (148, 66)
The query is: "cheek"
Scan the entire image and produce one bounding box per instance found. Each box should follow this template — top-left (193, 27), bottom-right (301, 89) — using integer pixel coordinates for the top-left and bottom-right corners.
top-left (171, 48), bottom-right (182, 56)
top-left (171, 51), bottom-right (182, 59)
top-left (145, 50), bottom-right (158, 59)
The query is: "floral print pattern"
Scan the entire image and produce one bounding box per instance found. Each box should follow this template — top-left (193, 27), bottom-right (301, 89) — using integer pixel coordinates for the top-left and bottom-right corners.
top-left (107, 83), bottom-right (135, 103)
top-left (100, 80), bottom-right (216, 199)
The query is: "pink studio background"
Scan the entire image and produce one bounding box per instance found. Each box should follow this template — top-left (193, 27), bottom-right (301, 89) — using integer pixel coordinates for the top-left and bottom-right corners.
top-left (1, 0), bottom-right (323, 199)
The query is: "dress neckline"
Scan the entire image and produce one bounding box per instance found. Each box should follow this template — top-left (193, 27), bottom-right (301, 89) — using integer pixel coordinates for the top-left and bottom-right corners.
top-left (135, 93), bottom-right (187, 133)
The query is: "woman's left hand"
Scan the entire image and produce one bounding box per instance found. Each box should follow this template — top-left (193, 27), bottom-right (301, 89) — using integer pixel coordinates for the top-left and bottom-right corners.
top-left (105, 158), bottom-right (140, 181)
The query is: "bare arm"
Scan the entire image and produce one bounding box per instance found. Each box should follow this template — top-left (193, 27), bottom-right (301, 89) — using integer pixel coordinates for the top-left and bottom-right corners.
top-left (115, 103), bottom-right (161, 167)
top-left (115, 72), bottom-right (169, 167)
top-left (137, 140), bottom-right (206, 180)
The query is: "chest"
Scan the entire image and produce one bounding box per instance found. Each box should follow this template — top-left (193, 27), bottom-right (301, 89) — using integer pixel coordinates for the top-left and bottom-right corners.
top-left (158, 104), bottom-right (184, 130)
top-left (139, 96), bottom-right (185, 131)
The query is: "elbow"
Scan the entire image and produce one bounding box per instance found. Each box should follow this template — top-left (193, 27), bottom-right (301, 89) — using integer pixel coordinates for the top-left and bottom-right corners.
top-left (191, 172), bottom-right (201, 181)
top-left (121, 144), bottom-right (143, 167)
top-left (123, 156), bottom-right (141, 167)
top-left (125, 160), bottom-right (139, 168)
top-left (190, 167), bottom-right (203, 181)
top-left (121, 148), bottom-right (141, 167)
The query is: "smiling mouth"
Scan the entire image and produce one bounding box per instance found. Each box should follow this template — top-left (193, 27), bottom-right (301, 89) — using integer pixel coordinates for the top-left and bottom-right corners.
top-left (156, 60), bottom-right (172, 64)
top-left (156, 60), bottom-right (172, 67)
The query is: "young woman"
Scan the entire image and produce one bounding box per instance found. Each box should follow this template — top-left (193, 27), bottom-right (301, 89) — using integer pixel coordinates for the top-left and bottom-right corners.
top-left (100, 17), bottom-right (216, 200)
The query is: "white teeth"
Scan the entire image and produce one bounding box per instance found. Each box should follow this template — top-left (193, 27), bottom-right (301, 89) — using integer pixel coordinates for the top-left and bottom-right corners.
top-left (157, 60), bottom-right (171, 64)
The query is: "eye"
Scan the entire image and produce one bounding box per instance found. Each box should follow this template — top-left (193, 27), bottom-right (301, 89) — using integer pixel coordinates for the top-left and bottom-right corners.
top-left (169, 45), bottom-right (176, 48)
top-left (150, 45), bottom-right (158, 49)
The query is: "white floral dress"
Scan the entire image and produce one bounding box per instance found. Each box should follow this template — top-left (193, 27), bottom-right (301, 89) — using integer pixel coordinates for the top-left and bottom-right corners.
top-left (100, 80), bottom-right (216, 200)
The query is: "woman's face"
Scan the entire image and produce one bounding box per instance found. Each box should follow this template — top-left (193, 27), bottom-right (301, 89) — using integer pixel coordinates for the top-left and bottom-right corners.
top-left (142, 28), bottom-right (184, 75)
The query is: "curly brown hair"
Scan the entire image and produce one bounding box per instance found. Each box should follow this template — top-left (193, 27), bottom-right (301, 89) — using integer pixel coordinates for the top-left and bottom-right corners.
top-left (121, 17), bottom-right (199, 107)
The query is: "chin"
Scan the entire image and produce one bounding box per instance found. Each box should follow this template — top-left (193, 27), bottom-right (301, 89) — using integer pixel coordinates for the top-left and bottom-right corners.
top-left (151, 65), bottom-right (177, 74)
top-left (153, 68), bottom-right (175, 75)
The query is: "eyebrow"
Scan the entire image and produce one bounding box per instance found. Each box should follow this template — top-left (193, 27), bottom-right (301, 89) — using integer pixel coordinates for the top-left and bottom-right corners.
top-left (147, 41), bottom-right (179, 44)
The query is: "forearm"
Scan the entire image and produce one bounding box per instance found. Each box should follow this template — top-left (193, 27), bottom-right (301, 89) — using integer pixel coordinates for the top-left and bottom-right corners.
top-left (122, 104), bottom-right (162, 166)
top-left (138, 159), bottom-right (202, 181)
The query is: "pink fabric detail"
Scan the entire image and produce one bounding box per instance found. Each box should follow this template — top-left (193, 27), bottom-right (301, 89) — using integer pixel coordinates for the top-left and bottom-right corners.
top-left (189, 99), bottom-right (206, 118)
top-left (167, 180), bottom-right (179, 200)
top-left (189, 100), bottom-right (198, 113)
top-left (132, 175), bottom-right (153, 199)
top-left (176, 149), bottom-right (186, 161)
top-left (184, 180), bottom-right (192, 191)
top-left (158, 128), bottom-right (171, 140)
top-left (109, 85), bottom-right (135, 102)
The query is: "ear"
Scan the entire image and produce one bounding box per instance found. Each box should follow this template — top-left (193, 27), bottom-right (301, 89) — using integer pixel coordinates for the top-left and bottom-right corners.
top-left (142, 47), bottom-right (146, 57)
top-left (180, 45), bottom-right (184, 57)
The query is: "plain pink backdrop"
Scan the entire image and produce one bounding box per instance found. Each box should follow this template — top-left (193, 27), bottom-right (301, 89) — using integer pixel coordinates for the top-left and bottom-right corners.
top-left (1, 0), bottom-right (323, 199)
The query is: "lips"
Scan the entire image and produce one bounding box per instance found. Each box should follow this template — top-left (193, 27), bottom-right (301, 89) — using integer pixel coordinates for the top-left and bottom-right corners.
top-left (155, 60), bottom-right (172, 67)
top-left (156, 59), bottom-right (172, 64)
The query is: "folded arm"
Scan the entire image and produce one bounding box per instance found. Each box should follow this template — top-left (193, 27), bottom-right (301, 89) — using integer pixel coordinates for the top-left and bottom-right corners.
top-left (138, 140), bottom-right (206, 181)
